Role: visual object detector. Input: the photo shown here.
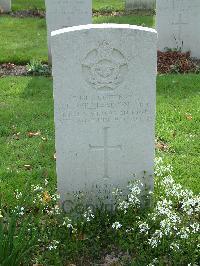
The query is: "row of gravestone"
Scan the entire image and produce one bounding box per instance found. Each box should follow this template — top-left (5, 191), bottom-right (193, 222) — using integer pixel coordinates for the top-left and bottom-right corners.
top-left (0, 0), bottom-right (155, 13)
top-left (46, 0), bottom-right (200, 62)
top-left (1, 0), bottom-right (200, 59)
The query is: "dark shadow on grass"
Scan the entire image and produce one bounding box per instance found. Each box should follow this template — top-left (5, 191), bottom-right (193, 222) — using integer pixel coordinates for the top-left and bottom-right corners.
top-left (20, 76), bottom-right (53, 99)
top-left (157, 74), bottom-right (200, 99)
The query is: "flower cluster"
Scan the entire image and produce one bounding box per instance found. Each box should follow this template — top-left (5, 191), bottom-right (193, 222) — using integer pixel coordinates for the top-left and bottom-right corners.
top-left (112, 222), bottom-right (122, 230)
top-left (83, 207), bottom-right (95, 222)
top-left (48, 240), bottom-right (59, 251)
top-left (154, 157), bottom-right (173, 177)
top-left (145, 162), bottom-right (200, 250)
top-left (117, 180), bottom-right (142, 214)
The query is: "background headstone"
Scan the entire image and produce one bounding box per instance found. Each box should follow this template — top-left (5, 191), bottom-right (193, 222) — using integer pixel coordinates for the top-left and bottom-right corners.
top-left (0, 0), bottom-right (11, 13)
top-left (45, 0), bottom-right (92, 63)
top-left (51, 24), bottom-right (157, 207)
top-left (126, 0), bottom-right (155, 10)
top-left (157, 0), bottom-right (200, 58)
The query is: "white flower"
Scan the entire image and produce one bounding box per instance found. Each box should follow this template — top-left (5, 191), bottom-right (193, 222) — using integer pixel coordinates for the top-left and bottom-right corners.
top-left (178, 227), bottom-right (190, 239)
top-left (52, 205), bottom-right (60, 215)
top-left (32, 185), bottom-right (43, 192)
top-left (190, 222), bottom-right (200, 233)
top-left (138, 222), bottom-right (149, 234)
top-left (112, 187), bottom-right (122, 196)
top-left (112, 222), bottom-right (122, 230)
top-left (181, 196), bottom-right (200, 216)
top-left (15, 206), bottom-right (25, 216)
top-left (51, 193), bottom-right (60, 201)
top-left (147, 258), bottom-right (158, 266)
top-left (155, 199), bottom-right (173, 216)
top-left (125, 228), bottom-right (134, 233)
top-left (67, 224), bottom-right (73, 229)
top-left (148, 237), bottom-right (160, 248)
top-left (63, 217), bottom-right (72, 226)
top-left (44, 179), bottom-right (48, 186)
top-left (170, 242), bottom-right (180, 251)
top-left (118, 200), bottom-right (129, 213)
top-left (154, 157), bottom-right (173, 177)
top-left (48, 240), bottom-right (59, 250)
top-left (15, 190), bottom-right (22, 199)
top-left (83, 207), bottom-right (95, 222)
top-left (160, 219), bottom-right (172, 236)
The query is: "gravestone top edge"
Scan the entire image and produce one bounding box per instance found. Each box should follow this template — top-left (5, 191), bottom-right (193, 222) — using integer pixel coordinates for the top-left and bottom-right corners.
top-left (51, 23), bottom-right (157, 37)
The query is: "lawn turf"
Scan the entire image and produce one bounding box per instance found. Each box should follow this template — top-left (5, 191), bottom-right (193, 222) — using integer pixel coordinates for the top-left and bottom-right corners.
top-left (0, 16), bottom-right (48, 64)
top-left (156, 74), bottom-right (200, 192)
top-left (0, 75), bottom-right (199, 206)
top-left (93, 0), bottom-right (125, 11)
top-left (93, 14), bottom-right (154, 27)
top-left (0, 14), bottom-right (154, 64)
top-left (0, 76), bottom-right (56, 204)
top-left (11, 0), bottom-right (125, 11)
top-left (12, 0), bottom-right (45, 11)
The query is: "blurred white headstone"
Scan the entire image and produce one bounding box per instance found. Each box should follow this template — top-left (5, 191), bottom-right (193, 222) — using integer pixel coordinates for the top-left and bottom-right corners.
top-left (126, 0), bottom-right (155, 10)
top-left (45, 0), bottom-right (92, 63)
top-left (0, 0), bottom-right (11, 13)
top-left (157, 0), bottom-right (200, 58)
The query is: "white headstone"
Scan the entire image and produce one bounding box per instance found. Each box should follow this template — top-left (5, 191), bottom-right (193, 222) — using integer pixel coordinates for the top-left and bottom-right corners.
top-left (0, 0), bottom-right (11, 13)
top-left (157, 0), bottom-right (200, 58)
top-left (51, 24), bottom-right (157, 208)
top-left (45, 0), bottom-right (92, 63)
top-left (126, 0), bottom-right (155, 10)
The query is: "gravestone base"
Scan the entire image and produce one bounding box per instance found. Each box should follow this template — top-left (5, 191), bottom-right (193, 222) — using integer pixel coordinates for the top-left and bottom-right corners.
top-left (61, 174), bottom-right (152, 212)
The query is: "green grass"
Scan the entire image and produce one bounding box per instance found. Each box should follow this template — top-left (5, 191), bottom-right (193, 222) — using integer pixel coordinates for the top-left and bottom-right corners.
top-left (93, 0), bottom-right (125, 11)
top-left (0, 16), bottom-right (47, 64)
top-left (156, 74), bottom-right (200, 193)
top-left (12, 0), bottom-right (45, 11)
top-left (0, 75), bottom-right (199, 205)
top-left (94, 14), bottom-right (154, 27)
top-left (0, 15), bottom-right (154, 64)
top-left (0, 76), bottom-right (56, 204)
top-left (11, 0), bottom-right (125, 11)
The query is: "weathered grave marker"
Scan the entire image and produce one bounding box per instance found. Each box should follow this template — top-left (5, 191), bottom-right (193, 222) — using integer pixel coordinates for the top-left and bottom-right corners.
top-left (45, 0), bottom-right (92, 63)
top-left (157, 0), bottom-right (200, 58)
top-left (126, 0), bottom-right (155, 10)
top-left (51, 24), bottom-right (157, 208)
top-left (0, 0), bottom-right (11, 13)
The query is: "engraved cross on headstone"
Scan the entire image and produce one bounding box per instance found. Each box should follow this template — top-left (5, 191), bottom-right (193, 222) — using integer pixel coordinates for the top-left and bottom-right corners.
top-left (89, 127), bottom-right (122, 180)
top-left (172, 13), bottom-right (187, 41)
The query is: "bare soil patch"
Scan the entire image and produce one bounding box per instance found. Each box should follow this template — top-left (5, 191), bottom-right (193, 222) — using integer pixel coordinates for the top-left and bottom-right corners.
top-left (158, 51), bottom-right (200, 74)
top-left (0, 63), bottom-right (27, 76)
top-left (10, 9), bottom-right (45, 18)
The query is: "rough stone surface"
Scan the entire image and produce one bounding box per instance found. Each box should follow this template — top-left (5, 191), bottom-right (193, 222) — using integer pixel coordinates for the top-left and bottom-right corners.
top-left (45, 0), bottom-right (92, 63)
top-left (125, 0), bottom-right (155, 10)
top-left (51, 24), bottom-right (157, 207)
top-left (0, 0), bottom-right (11, 13)
top-left (157, 0), bottom-right (200, 58)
